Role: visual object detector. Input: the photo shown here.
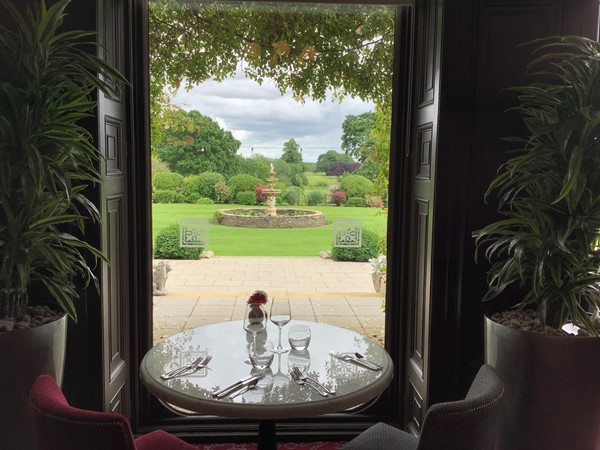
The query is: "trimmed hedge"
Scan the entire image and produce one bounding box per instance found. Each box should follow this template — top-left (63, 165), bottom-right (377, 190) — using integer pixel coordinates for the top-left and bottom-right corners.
top-left (347, 197), bottom-right (368, 207)
top-left (228, 174), bottom-right (263, 197)
top-left (198, 172), bottom-right (225, 199)
top-left (331, 228), bottom-right (380, 262)
top-left (339, 174), bottom-right (375, 199)
top-left (236, 190), bottom-right (257, 205)
top-left (153, 172), bottom-right (184, 191)
top-left (154, 223), bottom-right (203, 259)
top-left (153, 190), bottom-right (176, 203)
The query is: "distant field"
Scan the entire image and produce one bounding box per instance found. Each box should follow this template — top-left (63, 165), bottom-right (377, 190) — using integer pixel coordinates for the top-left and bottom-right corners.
top-left (152, 203), bottom-right (387, 256)
top-left (305, 172), bottom-right (338, 194)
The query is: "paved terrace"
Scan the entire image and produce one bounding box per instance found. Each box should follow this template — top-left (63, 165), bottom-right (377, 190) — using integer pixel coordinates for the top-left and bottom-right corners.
top-left (153, 256), bottom-right (385, 345)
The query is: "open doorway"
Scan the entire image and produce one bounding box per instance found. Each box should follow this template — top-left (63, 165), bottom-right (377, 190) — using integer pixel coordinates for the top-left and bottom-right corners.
top-left (148, 1), bottom-right (398, 351)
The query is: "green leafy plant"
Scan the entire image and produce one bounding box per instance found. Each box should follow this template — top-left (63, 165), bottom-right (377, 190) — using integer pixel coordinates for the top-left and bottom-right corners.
top-left (235, 191), bottom-right (257, 206)
top-left (347, 197), bottom-right (368, 207)
top-left (227, 174), bottom-right (263, 198)
top-left (332, 228), bottom-right (380, 262)
top-left (153, 190), bottom-right (176, 204)
top-left (282, 186), bottom-right (302, 205)
top-left (153, 171), bottom-right (184, 191)
top-left (474, 36), bottom-right (600, 334)
top-left (306, 190), bottom-right (324, 206)
top-left (154, 224), bottom-right (202, 260)
top-left (339, 174), bottom-right (375, 199)
top-left (0, 0), bottom-right (125, 330)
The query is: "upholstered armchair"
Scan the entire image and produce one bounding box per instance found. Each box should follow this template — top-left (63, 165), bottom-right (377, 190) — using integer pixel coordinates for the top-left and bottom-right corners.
top-left (341, 364), bottom-right (504, 450)
top-left (30, 375), bottom-right (196, 450)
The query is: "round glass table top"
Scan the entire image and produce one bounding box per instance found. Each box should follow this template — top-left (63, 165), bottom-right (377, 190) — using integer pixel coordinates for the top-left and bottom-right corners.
top-left (140, 320), bottom-right (393, 420)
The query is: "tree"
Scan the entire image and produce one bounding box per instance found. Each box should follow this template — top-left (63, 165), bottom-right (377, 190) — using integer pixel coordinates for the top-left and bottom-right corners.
top-left (281, 139), bottom-right (303, 164)
top-left (315, 150), bottom-right (354, 172)
top-left (154, 108), bottom-right (241, 177)
top-left (149, 1), bottom-right (395, 128)
top-left (341, 111), bottom-right (377, 161)
top-left (366, 105), bottom-right (391, 195)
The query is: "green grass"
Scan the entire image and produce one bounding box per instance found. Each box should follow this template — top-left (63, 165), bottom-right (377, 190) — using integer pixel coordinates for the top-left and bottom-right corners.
top-left (152, 203), bottom-right (387, 256)
top-left (304, 172), bottom-right (338, 196)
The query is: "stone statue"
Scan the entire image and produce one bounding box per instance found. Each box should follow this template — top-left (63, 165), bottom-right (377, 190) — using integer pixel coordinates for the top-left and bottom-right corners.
top-left (153, 261), bottom-right (172, 296)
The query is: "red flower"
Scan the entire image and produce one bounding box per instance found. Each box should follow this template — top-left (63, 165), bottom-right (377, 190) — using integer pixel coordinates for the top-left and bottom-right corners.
top-left (247, 290), bottom-right (268, 305)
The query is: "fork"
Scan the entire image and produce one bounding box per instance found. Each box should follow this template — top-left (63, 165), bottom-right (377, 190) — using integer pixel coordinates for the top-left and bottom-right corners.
top-left (291, 367), bottom-right (336, 395)
top-left (161, 355), bottom-right (212, 380)
top-left (290, 369), bottom-right (329, 397)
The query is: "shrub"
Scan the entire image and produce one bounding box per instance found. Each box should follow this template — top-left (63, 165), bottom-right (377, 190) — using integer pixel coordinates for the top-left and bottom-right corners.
top-left (196, 197), bottom-right (215, 204)
top-left (236, 190), bottom-right (257, 205)
top-left (326, 162), bottom-right (361, 176)
top-left (339, 174), bottom-right (375, 198)
top-left (228, 174), bottom-right (263, 197)
top-left (214, 180), bottom-right (230, 203)
top-left (198, 171), bottom-right (225, 199)
top-left (213, 210), bottom-right (224, 223)
top-left (332, 191), bottom-right (347, 206)
top-left (173, 193), bottom-right (186, 203)
top-left (332, 228), bottom-right (380, 262)
top-left (186, 192), bottom-right (202, 203)
top-left (282, 186), bottom-right (302, 205)
top-left (182, 175), bottom-right (202, 198)
top-left (153, 190), bottom-right (176, 203)
top-left (255, 185), bottom-right (268, 204)
top-left (154, 223), bottom-right (202, 259)
top-left (306, 190), bottom-right (324, 206)
top-left (366, 195), bottom-right (384, 208)
top-left (347, 197), bottom-right (368, 207)
top-left (354, 161), bottom-right (379, 181)
top-left (153, 171), bottom-right (184, 191)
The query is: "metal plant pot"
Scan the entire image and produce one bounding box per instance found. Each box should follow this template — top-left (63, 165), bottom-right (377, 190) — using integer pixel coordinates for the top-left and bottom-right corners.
top-left (0, 314), bottom-right (67, 450)
top-left (485, 314), bottom-right (600, 450)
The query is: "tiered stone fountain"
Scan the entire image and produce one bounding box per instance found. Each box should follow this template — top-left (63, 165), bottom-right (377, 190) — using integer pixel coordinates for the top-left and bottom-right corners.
top-left (216, 165), bottom-right (325, 228)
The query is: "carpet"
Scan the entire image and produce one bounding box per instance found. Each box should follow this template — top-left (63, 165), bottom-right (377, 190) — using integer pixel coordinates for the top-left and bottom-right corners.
top-left (195, 442), bottom-right (347, 449)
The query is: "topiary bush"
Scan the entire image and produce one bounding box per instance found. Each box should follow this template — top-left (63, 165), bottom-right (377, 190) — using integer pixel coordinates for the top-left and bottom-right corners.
top-left (186, 192), bottom-right (202, 203)
top-left (173, 193), bottom-right (186, 203)
top-left (153, 190), bottom-right (176, 203)
top-left (236, 190), bottom-right (257, 205)
top-left (332, 190), bottom-right (347, 206)
top-left (198, 171), bottom-right (225, 199)
top-left (154, 223), bottom-right (203, 259)
top-left (331, 228), bottom-right (380, 262)
top-left (182, 175), bottom-right (202, 198)
top-left (228, 174), bottom-right (263, 197)
top-left (347, 197), bottom-right (368, 207)
top-left (306, 190), bottom-right (324, 206)
top-left (153, 171), bottom-right (184, 191)
top-left (282, 186), bottom-right (302, 205)
top-left (339, 174), bottom-right (375, 199)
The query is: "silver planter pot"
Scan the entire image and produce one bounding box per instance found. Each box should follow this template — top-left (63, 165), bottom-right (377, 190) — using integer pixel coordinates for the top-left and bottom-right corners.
top-left (485, 314), bottom-right (600, 450)
top-left (0, 314), bottom-right (67, 450)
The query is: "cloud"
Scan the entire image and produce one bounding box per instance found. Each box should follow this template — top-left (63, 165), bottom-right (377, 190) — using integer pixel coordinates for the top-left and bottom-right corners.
top-left (171, 72), bottom-right (374, 162)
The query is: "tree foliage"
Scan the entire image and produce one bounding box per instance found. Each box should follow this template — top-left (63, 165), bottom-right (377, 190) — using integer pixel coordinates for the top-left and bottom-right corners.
top-left (315, 150), bottom-right (354, 172)
top-left (149, 0), bottom-right (395, 128)
top-left (366, 105), bottom-right (391, 195)
top-left (341, 111), bottom-right (377, 161)
top-left (154, 108), bottom-right (241, 177)
top-left (281, 139), bottom-right (303, 164)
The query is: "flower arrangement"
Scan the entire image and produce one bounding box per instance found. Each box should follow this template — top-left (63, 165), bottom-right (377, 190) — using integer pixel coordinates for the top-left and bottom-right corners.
top-left (247, 290), bottom-right (268, 305)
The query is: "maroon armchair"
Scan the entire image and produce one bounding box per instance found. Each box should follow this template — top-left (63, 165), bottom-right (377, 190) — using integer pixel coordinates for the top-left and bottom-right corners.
top-left (30, 375), bottom-right (196, 450)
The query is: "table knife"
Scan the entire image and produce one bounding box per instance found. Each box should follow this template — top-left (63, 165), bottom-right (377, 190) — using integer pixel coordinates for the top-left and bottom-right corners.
top-left (330, 352), bottom-right (382, 371)
top-left (212, 374), bottom-right (264, 398)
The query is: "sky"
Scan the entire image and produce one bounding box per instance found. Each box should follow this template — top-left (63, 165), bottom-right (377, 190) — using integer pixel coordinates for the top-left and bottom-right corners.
top-left (171, 70), bottom-right (374, 163)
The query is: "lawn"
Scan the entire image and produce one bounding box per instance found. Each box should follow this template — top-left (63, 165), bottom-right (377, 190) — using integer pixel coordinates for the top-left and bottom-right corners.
top-left (304, 172), bottom-right (338, 195)
top-left (152, 204), bottom-right (387, 256)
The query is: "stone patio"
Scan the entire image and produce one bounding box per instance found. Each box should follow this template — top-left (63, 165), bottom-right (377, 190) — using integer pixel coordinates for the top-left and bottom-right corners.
top-left (153, 256), bottom-right (385, 345)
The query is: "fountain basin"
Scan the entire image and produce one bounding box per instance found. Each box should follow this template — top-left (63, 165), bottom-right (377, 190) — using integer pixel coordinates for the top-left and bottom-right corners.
top-left (215, 208), bottom-right (326, 228)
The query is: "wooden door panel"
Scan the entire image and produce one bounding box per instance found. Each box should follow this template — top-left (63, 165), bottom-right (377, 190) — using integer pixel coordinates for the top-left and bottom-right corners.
top-left (98, 0), bottom-right (131, 417)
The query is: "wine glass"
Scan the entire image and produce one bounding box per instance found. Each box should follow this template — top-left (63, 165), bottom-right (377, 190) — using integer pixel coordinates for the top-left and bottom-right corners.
top-left (243, 303), bottom-right (267, 348)
top-left (270, 297), bottom-right (291, 353)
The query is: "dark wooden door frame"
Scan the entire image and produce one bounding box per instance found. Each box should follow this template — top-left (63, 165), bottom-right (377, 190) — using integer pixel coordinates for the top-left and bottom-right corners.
top-left (128, 0), bottom-right (417, 441)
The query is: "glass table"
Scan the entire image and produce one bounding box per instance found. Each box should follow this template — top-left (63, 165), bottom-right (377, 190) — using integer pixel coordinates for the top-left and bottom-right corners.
top-left (140, 320), bottom-right (393, 449)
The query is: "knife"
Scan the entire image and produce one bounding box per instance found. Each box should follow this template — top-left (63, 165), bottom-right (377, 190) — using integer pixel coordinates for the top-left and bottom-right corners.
top-left (330, 351), bottom-right (382, 371)
top-left (212, 374), bottom-right (264, 398)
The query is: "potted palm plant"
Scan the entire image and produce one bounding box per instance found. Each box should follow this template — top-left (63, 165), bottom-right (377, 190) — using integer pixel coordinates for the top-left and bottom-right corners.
top-left (474, 36), bottom-right (600, 450)
top-left (0, 1), bottom-right (124, 448)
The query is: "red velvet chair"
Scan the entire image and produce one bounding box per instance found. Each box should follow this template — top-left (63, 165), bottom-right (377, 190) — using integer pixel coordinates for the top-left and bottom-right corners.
top-left (30, 375), bottom-right (196, 450)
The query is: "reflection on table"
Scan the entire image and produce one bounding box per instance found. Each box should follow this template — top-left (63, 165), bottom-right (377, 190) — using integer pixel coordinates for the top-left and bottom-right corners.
top-left (140, 320), bottom-right (393, 442)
